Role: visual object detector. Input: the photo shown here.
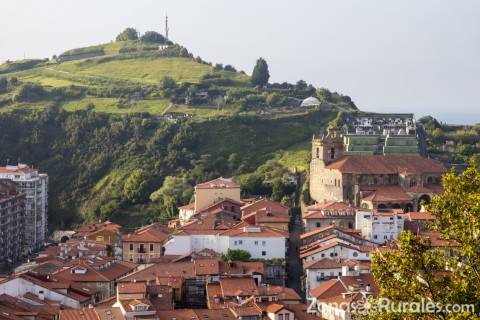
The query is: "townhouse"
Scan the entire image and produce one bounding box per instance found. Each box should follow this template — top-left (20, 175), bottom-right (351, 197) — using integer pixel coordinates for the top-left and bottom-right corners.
top-left (122, 223), bottom-right (170, 263)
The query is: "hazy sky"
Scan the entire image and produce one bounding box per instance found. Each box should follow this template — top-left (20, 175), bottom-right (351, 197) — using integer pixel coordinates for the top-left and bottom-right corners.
top-left (1, 0), bottom-right (479, 123)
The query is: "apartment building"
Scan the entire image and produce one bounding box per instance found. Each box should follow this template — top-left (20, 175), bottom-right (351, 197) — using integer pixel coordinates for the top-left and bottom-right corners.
top-left (0, 164), bottom-right (48, 253)
top-left (0, 179), bottom-right (25, 266)
top-left (122, 223), bottom-right (170, 263)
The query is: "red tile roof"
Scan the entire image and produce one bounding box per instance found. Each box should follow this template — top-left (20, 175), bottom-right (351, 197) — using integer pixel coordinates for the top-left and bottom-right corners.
top-left (195, 177), bottom-right (240, 189)
top-left (257, 286), bottom-right (301, 301)
top-left (220, 278), bottom-right (258, 297)
top-left (310, 279), bottom-right (345, 299)
top-left (326, 155), bottom-right (446, 174)
top-left (362, 185), bottom-right (412, 202)
top-left (59, 308), bottom-right (99, 320)
top-left (303, 258), bottom-right (344, 270)
top-left (194, 259), bottom-right (220, 276)
top-left (339, 273), bottom-right (379, 295)
top-left (300, 225), bottom-right (360, 240)
top-left (122, 223), bottom-right (169, 242)
top-left (300, 242), bottom-right (361, 259)
top-left (242, 208), bottom-right (290, 224)
top-left (219, 222), bottom-right (289, 238)
top-left (117, 282), bottom-right (146, 294)
top-left (241, 198), bottom-right (289, 216)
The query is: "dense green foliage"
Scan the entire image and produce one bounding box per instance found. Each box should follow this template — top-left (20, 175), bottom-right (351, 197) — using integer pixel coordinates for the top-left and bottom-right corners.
top-left (224, 249), bottom-right (252, 261)
top-left (420, 116), bottom-right (480, 164)
top-left (0, 106), bottom-right (336, 230)
top-left (116, 28), bottom-right (139, 42)
top-left (0, 33), bottom-right (359, 232)
top-left (366, 160), bottom-right (480, 319)
top-left (141, 31), bottom-right (167, 44)
top-left (251, 58), bottom-right (270, 87)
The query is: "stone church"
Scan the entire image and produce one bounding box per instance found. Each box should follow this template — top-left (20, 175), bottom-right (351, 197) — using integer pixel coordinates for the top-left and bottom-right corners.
top-left (310, 127), bottom-right (446, 212)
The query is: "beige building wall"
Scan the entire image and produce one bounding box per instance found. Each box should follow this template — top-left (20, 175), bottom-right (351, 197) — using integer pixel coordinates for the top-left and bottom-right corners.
top-left (309, 163), bottom-right (344, 203)
top-left (123, 242), bottom-right (163, 263)
top-left (194, 187), bottom-right (241, 212)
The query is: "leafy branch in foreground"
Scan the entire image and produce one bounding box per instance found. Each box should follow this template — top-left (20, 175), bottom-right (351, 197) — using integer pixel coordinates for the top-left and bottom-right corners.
top-left (363, 160), bottom-right (480, 320)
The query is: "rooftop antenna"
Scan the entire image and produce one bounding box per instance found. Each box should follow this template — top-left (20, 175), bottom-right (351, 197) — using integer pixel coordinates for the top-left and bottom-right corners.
top-left (165, 14), bottom-right (169, 42)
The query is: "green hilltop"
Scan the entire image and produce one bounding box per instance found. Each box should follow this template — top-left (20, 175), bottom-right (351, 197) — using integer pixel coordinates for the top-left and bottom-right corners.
top-left (0, 28), bottom-right (359, 230)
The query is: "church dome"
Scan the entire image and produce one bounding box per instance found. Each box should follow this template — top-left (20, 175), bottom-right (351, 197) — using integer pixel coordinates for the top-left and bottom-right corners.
top-left (301, 96), bottom-right (321, 107)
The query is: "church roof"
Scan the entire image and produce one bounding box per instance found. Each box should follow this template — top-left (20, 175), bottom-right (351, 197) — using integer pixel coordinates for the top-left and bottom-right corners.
top-left (325, 155), bottom-right (446, 175)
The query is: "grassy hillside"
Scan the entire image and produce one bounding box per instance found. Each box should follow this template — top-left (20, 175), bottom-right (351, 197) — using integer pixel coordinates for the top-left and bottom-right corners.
top-left (52, 57), bottom-right (213, 84)
top-left (0, 37), bottom-right (359, 230)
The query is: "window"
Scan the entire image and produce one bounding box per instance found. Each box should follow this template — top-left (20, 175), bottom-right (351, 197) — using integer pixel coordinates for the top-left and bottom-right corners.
top-left (254, 241), bottom-right (258, 245)
top-left (234, 241), bottom-right (238, 245)
top-left (316, 148), bottom-right (320, 158)
top-left (384, 235), bottom-right (388, 239)
top-left (262, 241), bottom-right (266, 246)
top-left (373, 235), bottom-right (378, 239)
top-left (321, 253), bottom-right (325, 257)
top-left (239, 240), bottom-right (243, 245)
top-left (316, 222), bottom-right (321, 228)
top-left (262, 251), bottom-right (266, 256)
top-left (279, 315), bottom-right (284, 320)
top-left (129, 243), bottom-right (133, 251)
top-left (353, 252), bottom-right (358, 257)
top-left (330, 147), bottom-right (335, 159)
top-left (150, 244), bottom-right (154, 252)
top-left (285, 314), bottom-right (290, 320)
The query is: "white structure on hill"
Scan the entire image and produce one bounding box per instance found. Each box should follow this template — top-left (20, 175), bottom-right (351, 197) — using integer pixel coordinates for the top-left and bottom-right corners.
top-left (301, 96), bottom-right (321, 107)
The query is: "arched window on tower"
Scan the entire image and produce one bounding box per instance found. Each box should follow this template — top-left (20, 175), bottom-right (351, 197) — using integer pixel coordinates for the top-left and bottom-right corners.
top-left (330, 147), bottom-right (335, 159)
top-left (316, 148), bottom-right (320, 158)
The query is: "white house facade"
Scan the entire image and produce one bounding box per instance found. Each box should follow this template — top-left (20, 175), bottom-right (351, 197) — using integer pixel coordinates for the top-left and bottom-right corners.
top-left (355, 209), bottom-right (404, 244)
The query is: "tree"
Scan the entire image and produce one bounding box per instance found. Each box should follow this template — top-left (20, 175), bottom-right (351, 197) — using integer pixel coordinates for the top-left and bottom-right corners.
top-left (266, 92), bottom-right (285, 107)
top-left (159, 76), bottom-right (177, 90)
top-left (13, 83), bottom-right (47, 102)
top-left (123, 169), bottom-right (148, 203)
top-left (116, 28), bottom-right (139, 42)
top-left (0, 78), bottom-right (7, 94)
top-left (141, 31), bottom-right (166, 43)
top-left (251, 58), bottom-right (270, 87)
top-left (364, 160), bottom-right (480, 319)
top-left (271, 178), bottom-right (284, 202)
top-left (224, 65), bottom-right (237, 72)
top-left (224, 249), bottom-right (251, 261)
top-left (150, 176), bottom-right (193, 217)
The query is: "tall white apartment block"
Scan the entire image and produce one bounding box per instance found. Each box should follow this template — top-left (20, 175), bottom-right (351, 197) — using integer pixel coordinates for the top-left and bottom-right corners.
top-left (355, 209), bottom-right (404, 244)
top-left (0, 164), bottom-right (48, 253)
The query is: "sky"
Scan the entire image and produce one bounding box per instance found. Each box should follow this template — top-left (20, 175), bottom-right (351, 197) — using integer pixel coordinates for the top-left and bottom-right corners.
top-left (1, 0), bottom-right (479, 124)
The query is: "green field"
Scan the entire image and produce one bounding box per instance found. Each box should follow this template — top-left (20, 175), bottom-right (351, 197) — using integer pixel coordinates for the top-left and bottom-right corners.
top-left (62, 97), bottom-right (171, 114)
top-left (53, 57), bottom-right (213, 84)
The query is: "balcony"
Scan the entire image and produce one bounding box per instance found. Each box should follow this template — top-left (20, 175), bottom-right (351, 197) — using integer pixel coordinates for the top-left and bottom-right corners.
top-left (137, 248), bottom-right (146, 253)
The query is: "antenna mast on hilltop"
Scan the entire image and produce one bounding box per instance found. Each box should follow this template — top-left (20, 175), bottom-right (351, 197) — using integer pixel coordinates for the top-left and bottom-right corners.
top-left (165, 14), bottom-right (169, 42)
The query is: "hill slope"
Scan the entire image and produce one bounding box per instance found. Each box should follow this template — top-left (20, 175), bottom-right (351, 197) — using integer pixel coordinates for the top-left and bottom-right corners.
top-left (0, 38), bottom-right (357, 230)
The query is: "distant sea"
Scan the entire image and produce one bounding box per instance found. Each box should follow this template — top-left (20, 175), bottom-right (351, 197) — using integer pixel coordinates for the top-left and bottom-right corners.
top-left (417, 113), bottom-right (480, 125)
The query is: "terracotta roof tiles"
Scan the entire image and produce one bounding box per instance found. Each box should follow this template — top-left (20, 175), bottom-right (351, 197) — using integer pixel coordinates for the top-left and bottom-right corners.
top-left (326, 155), bottom-right (446, 174)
